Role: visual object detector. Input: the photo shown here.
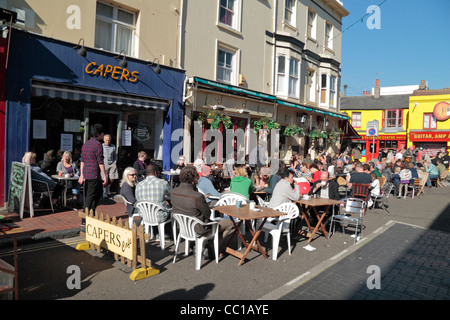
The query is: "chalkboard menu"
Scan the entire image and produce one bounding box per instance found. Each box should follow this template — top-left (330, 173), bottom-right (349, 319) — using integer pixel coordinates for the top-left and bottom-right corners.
top-left (7, 162), bottom-right (32, 219)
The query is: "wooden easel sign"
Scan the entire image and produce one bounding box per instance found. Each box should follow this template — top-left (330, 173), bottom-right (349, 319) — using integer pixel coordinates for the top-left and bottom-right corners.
top-left (77, 210), bottom-right (159, 281)
top-left (7, 162), bottom-right (33, 219)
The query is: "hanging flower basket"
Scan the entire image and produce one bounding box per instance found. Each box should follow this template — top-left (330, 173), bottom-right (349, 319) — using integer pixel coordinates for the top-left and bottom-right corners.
top-left (283, 125), bottom-right (304, 137)
top-left (197, 110), bottom-right (232, 129)
top-left (253, 117), bottom-right (280, 133)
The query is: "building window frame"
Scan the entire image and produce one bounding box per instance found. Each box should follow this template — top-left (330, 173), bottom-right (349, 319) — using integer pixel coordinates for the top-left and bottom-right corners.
top-left (216, 43), bottom-right (238, 85)
top-left (352, 112), bottom-right (361, 128)
top-left (95, 1), bottom-right (137, 57)
top-left (288, 58), bottom-right (300, 98)
top-left (305, 68), bottom-right (316, 103)
top-left (325, 21), bottom-right (333, 50)
top-left (307, 8), bottom-right (317, 40)
top-left (284, 0), bottom-right (296, 27)
top-left (382, 109), bottom-right (403, 130)
top-left (218, 0), bottom-right (241, 32)
top-left (423, 113), bottom-right (437, 129)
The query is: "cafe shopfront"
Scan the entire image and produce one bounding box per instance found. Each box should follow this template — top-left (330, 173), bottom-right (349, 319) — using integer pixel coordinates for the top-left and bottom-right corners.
top-left (4, 29), bottom-right (185, 197)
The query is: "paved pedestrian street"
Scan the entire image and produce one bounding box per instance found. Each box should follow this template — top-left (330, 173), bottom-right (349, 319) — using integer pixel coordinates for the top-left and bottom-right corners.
top-left (281, 223), bottom-right (450, 300)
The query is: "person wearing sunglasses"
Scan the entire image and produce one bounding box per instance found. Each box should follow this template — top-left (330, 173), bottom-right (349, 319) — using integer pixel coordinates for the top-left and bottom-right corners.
top-left (120, 167), bottom-right (138, 218)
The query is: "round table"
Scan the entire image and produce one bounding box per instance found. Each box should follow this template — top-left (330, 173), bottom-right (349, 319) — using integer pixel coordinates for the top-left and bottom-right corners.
top-left (51, 174), bottom-right (80, 207)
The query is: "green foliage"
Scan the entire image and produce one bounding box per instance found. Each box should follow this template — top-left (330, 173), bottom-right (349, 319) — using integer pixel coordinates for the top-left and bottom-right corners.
top-left (283, 125), bottom-right (304, 137)
top-left (253, 117), bottom-right (280, 133)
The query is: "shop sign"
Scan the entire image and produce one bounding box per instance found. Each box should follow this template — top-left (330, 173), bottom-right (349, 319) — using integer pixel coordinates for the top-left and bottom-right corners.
top-left (409, 131), bottom-right (450, 142)
top-left (85, 62), bottom-right (139, 83)
top-left (433, 101), bottom-right (450, 121)
top-left (133, 124), bottom-right (151, 142)
top-left (85, 216), bottom-right (133, 260)
top-left (358, 134), bottom-right (406, 141)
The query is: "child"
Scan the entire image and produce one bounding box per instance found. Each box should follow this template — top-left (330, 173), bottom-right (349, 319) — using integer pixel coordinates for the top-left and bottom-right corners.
top-left (391, 166), bottom-right (401, 197)
top-left (398, 165), bottom-right (412, 198)
top-left (368, 172), bottom-right (380, 208)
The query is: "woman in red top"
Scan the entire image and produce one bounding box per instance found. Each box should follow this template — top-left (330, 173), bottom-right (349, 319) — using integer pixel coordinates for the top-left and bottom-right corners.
top-left (309, 163), bottom-right (321, 184)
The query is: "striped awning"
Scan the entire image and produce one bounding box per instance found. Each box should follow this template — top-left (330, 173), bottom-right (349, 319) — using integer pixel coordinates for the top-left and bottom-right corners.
top-left (31, 80), bottom-right (171, 110)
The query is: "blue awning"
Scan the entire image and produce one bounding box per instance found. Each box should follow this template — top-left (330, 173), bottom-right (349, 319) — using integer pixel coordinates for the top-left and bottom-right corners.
top-left (31, 80), bottom-right (171, 110)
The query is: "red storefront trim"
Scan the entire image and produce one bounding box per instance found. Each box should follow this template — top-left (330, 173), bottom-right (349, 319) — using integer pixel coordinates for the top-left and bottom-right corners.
top-left (409, 131), bottom-right (450, 142)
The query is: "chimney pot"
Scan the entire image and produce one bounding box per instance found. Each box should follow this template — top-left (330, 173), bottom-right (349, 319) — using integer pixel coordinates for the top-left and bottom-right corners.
top-left (376, 79), bottom-right (380, 87)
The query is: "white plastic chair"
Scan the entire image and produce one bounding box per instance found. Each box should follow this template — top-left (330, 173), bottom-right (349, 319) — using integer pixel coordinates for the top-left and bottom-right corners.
top-left (134, 200), bottom-right (172, 250)
top-left (119, 195), bottom-right (141, 229)
top-left (172, 213), bottom-right (219, 270)
top-left (214, 194), bottom-right (248, 250)
top-left (256, 195), bottom-right (269, 208)
top-left (329, 198), bottom-right (366, 244)
top-left (261, 202), bottom-right (299, 260)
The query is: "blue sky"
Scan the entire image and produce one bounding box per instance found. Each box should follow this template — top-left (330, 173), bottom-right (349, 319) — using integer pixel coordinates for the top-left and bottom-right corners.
top-left (340, 0), bottom-right (450, 96)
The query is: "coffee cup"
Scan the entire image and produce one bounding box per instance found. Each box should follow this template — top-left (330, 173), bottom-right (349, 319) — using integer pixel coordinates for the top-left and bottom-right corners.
top-left (249, 201), bottom-right (256, 210)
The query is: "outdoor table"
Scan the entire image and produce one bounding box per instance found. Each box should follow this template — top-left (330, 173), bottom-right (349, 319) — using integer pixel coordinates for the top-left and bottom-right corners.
top-left (295, 197), bottom-right (344, 244)
top-left (51, 174), bottom-right (79, 207)
top-left (161, 170), bottom-right (180, 188)
top-left (0, 226), bottom-right (24, 300)
top-left (212, 204), bottom-right (286, 266)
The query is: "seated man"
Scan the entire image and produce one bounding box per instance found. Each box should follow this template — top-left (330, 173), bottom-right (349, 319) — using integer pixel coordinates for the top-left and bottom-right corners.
top-left (197, 165), bottom-right (222, 207)
top-left (135, 164), bottom-right (171, 209)
top-left (268, 168), bottom-right (300, 209)
top-left (348, 162), bottom-right (372, 189)
top-left (297, 162), bottom-right (312, 182)
top-left (309, 171), bottom-right (340, 200)
top-left (171, 166), bottom-right (233, 256)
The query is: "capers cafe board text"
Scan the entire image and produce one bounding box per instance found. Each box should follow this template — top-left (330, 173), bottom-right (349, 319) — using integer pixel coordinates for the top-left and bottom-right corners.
top-left (85, 62), bottom-right (139, 83)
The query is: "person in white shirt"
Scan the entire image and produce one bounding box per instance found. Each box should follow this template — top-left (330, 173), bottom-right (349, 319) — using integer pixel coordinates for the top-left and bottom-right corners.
top-left (368, 172), bottom-right (380, 207)
top-left (268, 169), bottom-right (300, 208)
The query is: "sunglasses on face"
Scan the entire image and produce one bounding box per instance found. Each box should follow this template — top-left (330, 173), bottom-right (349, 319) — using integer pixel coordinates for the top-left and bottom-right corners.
top-left (128, 174), bottom-right (137, 177)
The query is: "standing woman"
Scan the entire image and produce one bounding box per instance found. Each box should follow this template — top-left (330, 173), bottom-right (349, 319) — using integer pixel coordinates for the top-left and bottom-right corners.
top-left (120, 167), bottom-right (138, 219)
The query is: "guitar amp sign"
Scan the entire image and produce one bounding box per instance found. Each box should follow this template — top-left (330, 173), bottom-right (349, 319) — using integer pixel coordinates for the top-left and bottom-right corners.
top-left (433, 101), bottom-right (450, 121)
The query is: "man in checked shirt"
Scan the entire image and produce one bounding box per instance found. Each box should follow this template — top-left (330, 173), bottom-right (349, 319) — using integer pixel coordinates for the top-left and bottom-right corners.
top-left (78, 123), bottom-right (108, 213)
top-left (135, 164), bottom-right (171, 209)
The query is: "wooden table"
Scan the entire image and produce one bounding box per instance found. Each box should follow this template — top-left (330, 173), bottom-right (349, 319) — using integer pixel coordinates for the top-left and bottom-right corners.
top-left (295, 197), bottom-right (344, 244)
top-left (0, 226), bottom-right (24, 300)
top-left (212, 204), bottom-right (285, 266)
top-left (51, 174), bottom-right (80, 207)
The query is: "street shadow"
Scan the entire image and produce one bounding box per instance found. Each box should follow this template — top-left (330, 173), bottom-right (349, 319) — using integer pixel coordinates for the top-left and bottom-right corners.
top-left (151, 283), bottom-right (215, 300)
top-left (2, 240), bottom-right (116, 300)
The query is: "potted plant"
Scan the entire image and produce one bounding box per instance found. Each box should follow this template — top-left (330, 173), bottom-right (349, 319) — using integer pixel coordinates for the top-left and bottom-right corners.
top-left (283, 125), bottom-right (304, 137)
top-left (196, 110), bottom-right (232, 129)
top-left (319, 130), bottom-right (328, 140)
top-left (308, 128), bottom-right (320, 139)
top-left (328, 131), bottom-right (340, 141)
top-left (253, 117), bottom-right (280, 133)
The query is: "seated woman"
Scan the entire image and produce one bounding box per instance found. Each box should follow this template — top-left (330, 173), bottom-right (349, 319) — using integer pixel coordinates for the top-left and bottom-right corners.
top-left (119, 167), bottom-right (138, 219)
top-left (56, 151), bottom-right (81, 202)
top-left (22, 151), bottom-right (63, 208)
top-left (230, 165), bottom-right (254, 199)
top-left (309, 163), bottom-right (321, 184)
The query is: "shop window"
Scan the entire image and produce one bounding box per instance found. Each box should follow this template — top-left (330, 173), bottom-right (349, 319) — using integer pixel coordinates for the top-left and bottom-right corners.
top-left (95, 2), bottom-right (137, 57)
top-left (423, 113), bottom-right (437, 129)
top-left (351, 112), bottom-right (361, 128)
